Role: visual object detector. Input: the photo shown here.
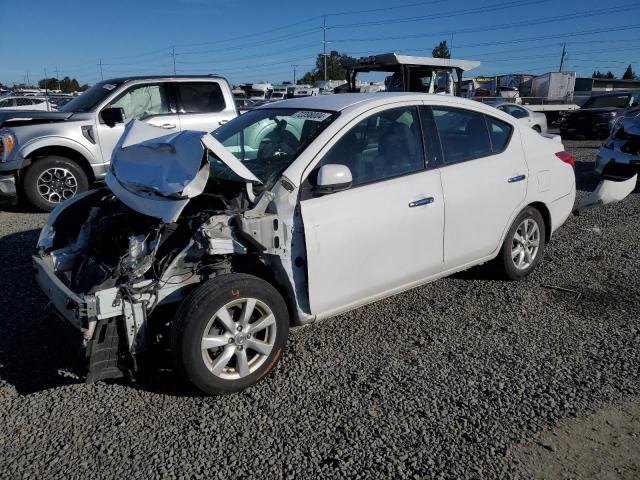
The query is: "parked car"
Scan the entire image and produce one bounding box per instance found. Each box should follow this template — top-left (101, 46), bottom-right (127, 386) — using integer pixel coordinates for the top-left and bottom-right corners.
top-left (0, 75), bottom-right (237, 211)
top-left (34, 93), bottom-right (579, 395)
top-left (595, 116), bottom-right (640, 179)
top-left (485, 101), bottom-right (548, 133)
top-left (558, 91), bottom-right (639, 139)
top-left (0, 96), bottom-right (57, 111)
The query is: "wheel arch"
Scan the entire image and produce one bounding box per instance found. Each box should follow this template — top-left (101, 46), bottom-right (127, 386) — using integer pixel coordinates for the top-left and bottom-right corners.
top-left (528, 201), bottom-right (552, 244)
top-left (25, 145), bottom-right (96, 183)
top-left (230, 255), bottom-right (298, 326)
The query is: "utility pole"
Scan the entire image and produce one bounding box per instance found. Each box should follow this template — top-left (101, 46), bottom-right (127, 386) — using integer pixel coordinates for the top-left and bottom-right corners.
top-left (26, 70), bottom-right (30, 87)
top-left (292, 64), bottom-right (299, 85)
top-left (559, 43), bottom-right (566, 72)
top-left (322, 15), bottom-right (328, 82)
top-left (55, 66), bottom-right (61, 91)
top-left (98, 59), bottom-right (103, 80)
top-left (44, 68), bottom-right (49, 110)
top-left (172, 46), bottom-right (177, 75)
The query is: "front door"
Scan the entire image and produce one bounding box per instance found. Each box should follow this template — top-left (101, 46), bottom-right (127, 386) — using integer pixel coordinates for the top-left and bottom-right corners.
top-left (300, 105), bottom-right (445, 317)
top-left (96, 82), bottom-right (179, 164)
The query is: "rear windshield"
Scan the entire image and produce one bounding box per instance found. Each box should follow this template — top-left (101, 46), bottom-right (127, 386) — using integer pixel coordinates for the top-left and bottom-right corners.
top-left (582, 95), bottom-right (630, 109)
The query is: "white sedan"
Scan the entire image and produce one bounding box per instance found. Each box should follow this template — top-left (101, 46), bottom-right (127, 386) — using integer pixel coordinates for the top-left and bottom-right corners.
top-left (35, 93), bottom-right (577, 394)
top-left (486, 101), bottom-right (548, 133)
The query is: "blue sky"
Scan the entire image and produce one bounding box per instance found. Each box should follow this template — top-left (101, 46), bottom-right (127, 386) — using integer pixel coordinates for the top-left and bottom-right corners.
top-left (1, 0), bottom-right (639, 86)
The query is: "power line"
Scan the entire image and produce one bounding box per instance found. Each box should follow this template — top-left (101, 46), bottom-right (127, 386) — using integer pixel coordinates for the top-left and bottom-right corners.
top-left (330, 0), bottom-right (549, 29)
top-left (330, 5), bottom-right (640, 43)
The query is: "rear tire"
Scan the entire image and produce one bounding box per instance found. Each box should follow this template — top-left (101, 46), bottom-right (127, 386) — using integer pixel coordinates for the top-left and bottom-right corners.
top-left (496, 207), bottom-right (546, 281)
top-left (23, 156), bottom-right (89, 211)
top-left (171, 274), bottom-right (289, 395)
top-left (532, 125), bottom-right (541, 133)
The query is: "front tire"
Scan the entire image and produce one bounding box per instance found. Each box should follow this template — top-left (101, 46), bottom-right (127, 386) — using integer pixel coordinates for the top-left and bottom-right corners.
top-left (496, 207), bottom-right (546, 280)
top-left (23, 156), bottom-right (89, 211)
top-left (171, 274), bottom-right (289, 395)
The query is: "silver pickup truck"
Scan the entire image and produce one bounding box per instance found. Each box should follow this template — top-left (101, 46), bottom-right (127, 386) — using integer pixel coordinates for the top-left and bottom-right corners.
top-left (0, 75), bottom-right (238, 210)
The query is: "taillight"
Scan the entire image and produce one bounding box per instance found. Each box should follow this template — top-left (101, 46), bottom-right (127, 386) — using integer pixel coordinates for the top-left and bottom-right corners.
top-left (555, 151), bottom-right (575, 169)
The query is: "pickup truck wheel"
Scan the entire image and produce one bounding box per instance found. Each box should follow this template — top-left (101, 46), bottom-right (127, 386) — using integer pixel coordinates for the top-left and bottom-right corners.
top-left (496, 207), bottom-right (546, 281)
top-left (23, 156), bottom-right (89, 211)
top-left (171, 274), bottom-right (289, 395)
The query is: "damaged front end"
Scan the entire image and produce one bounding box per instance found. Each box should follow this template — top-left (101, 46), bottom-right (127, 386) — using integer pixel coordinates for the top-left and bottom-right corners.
top-left (34, 121), bottom-right (292, 382)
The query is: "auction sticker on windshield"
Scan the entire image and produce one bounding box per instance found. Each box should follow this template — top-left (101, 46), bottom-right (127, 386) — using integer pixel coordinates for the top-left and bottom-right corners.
top-left (291, 111), bottom-right (333, 121)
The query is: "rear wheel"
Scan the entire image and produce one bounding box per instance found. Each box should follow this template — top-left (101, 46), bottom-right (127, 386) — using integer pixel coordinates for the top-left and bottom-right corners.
top-left (171, 274), bottom-right (289, 395)
top-left (496, 207), bottom-right (546, 280)
top-left (532, 125), bottom-right (541, 133)
top-left (23, 156), bottom-right (89, 211)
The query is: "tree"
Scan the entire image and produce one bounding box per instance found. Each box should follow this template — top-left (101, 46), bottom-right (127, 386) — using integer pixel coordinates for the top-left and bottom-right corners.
top-left (605, 71), bottom-right (616, 79)
top-left (432, 40), bottom-right (451, 59)
top-left (297, 50), bottom-right (355, 84)
top-left (37, 76), bottom-right (85, 93)
top-left (622, 64), bottom-right (636, 80)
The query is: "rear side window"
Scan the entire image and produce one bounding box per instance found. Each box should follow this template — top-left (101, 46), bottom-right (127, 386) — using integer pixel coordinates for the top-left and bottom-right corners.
top-left (177, 82), bottom-right (226, 113)
top-left (486, 116), bottom-right (513, 153)
top-left (432, 107), bottom-right (492, 164)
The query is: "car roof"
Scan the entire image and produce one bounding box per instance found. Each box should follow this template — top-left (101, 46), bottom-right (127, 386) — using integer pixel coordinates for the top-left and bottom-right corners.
top-left (101, 74), bottom-right (225, 84)
top-left (256, 92), bottom-right (486, 112)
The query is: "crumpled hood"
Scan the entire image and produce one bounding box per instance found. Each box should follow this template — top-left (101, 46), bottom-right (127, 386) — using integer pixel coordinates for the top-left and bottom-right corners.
top-left (106, 120), bottom-right (260, 223)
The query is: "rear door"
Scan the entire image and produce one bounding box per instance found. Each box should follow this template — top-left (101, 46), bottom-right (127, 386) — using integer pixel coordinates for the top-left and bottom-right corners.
top-left (174, 81), bottom-right (237, 133)
top-left (300, 104), bottom-right (445, 317)
top-left (429, 105), bottom-right (528, 268)
top-left (96, 82), bottom-right (179, 163)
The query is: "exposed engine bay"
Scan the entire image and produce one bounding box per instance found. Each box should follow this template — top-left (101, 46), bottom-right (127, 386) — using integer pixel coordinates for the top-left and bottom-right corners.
top-left (34, 121), bottom-right (308, 382)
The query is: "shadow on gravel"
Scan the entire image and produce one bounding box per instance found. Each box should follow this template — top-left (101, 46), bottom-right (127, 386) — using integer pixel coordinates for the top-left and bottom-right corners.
top-left (0, 229), bottom-right (85, 395)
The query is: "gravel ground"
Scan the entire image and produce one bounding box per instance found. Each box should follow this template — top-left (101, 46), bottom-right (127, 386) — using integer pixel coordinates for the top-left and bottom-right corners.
top-left (1, 139), bottom-right (639, 479)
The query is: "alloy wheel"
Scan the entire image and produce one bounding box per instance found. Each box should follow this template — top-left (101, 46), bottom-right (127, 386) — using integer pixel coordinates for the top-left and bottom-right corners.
top-left (36, 167), bottom-right (78, 203)
top-left (511, 218), bottom-right (541, 270)
top-left (201, 298), bottom-right (277, 380)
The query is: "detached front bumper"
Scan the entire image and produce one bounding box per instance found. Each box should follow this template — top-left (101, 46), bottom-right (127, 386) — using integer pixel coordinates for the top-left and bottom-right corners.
top-left (595, 145), bottom-right (640, 178)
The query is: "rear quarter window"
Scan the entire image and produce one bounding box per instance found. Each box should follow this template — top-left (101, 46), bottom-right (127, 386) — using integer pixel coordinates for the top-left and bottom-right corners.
top-left (486, 116), bottom-right (513, 153)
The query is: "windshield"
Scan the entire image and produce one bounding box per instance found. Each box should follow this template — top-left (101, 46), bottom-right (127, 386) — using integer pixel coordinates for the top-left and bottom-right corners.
top-left (210, 108), bottom-right (338, 189)
top-left (59, 81), bottom-right (124, 112)
top-left (582, 94), bottom-right (630, 109)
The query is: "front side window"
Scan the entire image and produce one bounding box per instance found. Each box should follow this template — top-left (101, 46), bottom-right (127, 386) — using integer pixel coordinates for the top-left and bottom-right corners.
top-left (432, 107), bottom-right (492, 163)
top-left (211, 108), bottom-right (338, 190)
top-left (176, 82), bottom-right (225, 113)
top-left (0, 99), bottom-right (13, 107)
top-left (320, 106), bottom-right (424, 186)
top-left (106, 83), bottom-right (170, 120)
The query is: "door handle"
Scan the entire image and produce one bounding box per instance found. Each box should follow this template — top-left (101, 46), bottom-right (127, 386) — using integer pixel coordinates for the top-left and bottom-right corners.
top-left (408, 197), bottom-right (434, 208)
top-left (160, 123), bottom-right (176, 129)
top-left (219, 120), bottom-right (229, 125)
top-left (508, 174), bottom-right (526, 183)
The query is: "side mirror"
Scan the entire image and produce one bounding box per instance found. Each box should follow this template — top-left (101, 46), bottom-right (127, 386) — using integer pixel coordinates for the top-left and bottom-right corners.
top-left (100, 107), bottom-right (125, 127)
top-left (313, 164), bottom-right (353, 196)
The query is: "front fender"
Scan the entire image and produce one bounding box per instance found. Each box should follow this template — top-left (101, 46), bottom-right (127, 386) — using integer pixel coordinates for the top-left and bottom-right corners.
top-left (20, 135), bottom-right (98, 165)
